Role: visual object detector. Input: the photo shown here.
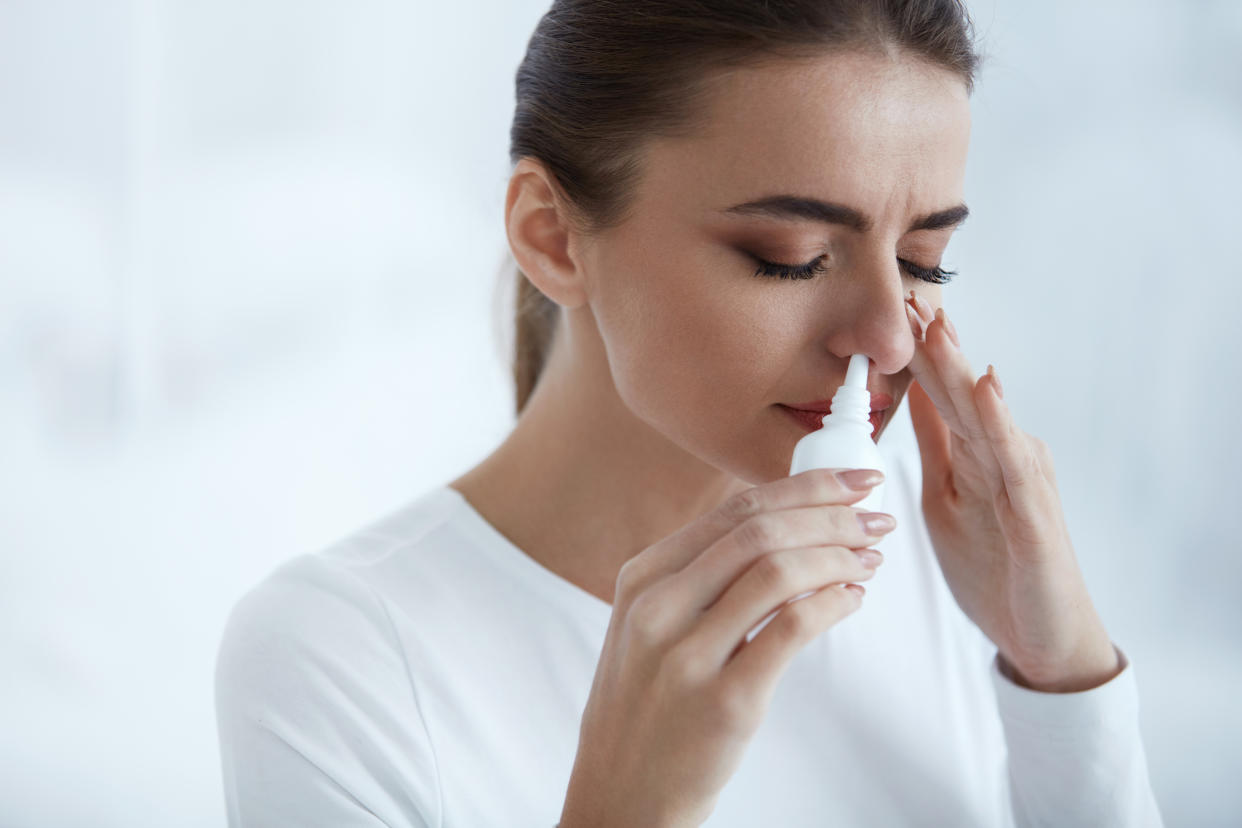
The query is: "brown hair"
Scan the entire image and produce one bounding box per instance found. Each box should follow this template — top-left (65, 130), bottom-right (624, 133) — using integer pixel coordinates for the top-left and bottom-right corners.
top-left (506, 0), bottom-right (982, 416)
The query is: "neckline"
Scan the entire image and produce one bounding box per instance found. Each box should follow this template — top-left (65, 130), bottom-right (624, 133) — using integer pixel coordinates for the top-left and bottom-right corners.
top-left (439, 484), bottom-right (615, 626)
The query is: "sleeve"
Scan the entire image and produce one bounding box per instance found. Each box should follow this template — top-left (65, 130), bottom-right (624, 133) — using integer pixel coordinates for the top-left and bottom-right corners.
top-left (990, 642), bottom-right (1165, 827)
top-left (214, 554), bottom-right (442, 828)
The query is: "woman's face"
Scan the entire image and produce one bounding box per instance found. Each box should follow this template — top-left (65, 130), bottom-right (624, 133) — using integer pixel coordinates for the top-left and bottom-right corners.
top-left (577, 49), bottom-right (972, 484)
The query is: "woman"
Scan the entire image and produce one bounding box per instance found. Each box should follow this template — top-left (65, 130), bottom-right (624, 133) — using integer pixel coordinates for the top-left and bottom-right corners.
top-left (215, 1), bottom-right (1164, 825)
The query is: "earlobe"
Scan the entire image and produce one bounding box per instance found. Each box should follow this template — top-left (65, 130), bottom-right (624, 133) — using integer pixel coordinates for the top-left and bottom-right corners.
top-left (505, 158), bottom-right (588, 309)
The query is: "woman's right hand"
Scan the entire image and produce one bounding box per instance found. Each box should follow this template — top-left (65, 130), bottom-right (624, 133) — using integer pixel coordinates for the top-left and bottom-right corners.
top-left (558, 467), bottom-right (895, 828)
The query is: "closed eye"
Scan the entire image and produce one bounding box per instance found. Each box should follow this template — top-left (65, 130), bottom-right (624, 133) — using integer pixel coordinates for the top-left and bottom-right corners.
top-left (897, 258), bottom-right (956, 285)
top-left (750, 254), bottom-right (829, 280)
top-left (749, 254), bottom-right (956, 284)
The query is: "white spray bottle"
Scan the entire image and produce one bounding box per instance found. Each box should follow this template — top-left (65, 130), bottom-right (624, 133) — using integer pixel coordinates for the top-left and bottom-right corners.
top-left (788, 353), bottom-right (886, 512)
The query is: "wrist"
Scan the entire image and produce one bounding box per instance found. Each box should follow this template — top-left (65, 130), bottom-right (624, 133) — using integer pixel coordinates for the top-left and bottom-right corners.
top-left (1001, 627), bottom-right (1121, 693)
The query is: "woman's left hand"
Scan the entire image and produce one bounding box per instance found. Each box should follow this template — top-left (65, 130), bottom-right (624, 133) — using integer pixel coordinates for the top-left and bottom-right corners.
top-left (902, 291), bottom-right (1122, 693)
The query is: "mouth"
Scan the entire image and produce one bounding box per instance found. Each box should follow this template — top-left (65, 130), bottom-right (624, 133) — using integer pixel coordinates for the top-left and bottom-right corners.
top-left (777, 392), bottom-right (894, 440)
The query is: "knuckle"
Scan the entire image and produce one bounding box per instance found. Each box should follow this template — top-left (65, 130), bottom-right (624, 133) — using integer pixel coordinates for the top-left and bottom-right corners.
top-left (750, 550), bottom-right (799, 593)
top-left (707, 682), bottom-right (756, 732)
top-left (1033, 437), bottom-right (1054, 465)
top-left (1018, 450), bottom-right (1043, 484)
top-left (614, 558), bottom-right (644, 603)
top-left (832, 505), bottom-right (865, 538)
top-left (625, 588), bottom-right (671, 645)
top-left (809, 467), bottom-right (844, 497)
top-left (664, 640), bottom-right (711, 687)
top-left (736, 513), bottom-right (783, 551)
top-left (777, 596), bottom-right (819, 640)
top-left (720, 487), bottom-right (763, 521)
top-left (775, 605), bottom-right (814, 645)
top-left (614, 558), bottom-right (635, 591)
top-left (1007, 467), bottom-right (1034, 490)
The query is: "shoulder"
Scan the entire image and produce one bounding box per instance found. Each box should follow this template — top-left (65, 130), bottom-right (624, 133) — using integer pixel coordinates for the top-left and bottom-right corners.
top-left (214, 552), bottom-right (443, 826)
top-left (214, 552), bottom-right (399, 719)
top-left (215, 485), bottom-right (465, 711)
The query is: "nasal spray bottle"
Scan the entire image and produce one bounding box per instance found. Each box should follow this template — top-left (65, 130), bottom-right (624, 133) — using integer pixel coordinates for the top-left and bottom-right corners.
top-left (747, 355), bottom-right (887, 642)
top-left (789, 353), bottom-right (886, 511)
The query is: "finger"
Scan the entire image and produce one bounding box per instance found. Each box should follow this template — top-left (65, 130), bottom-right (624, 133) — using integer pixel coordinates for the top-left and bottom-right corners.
top-left (908, 288), bottom-right (936, 328)
top-left (720, 581), bottom-right (865, 709)
top-left (682, 544), bottom-right (879, 670)
top-left (904, 298), bottom-right (970, 437)
top-left (923, 307), bottom-right (1003, 481)
top-left (907, 380), bottom-right (954, 499)
top-left (618, 467), bottom-right (885, 600)
top-left (905, 291), bottom-right (927, 341)
top-left (664, 501), bottom-right (897, 613)
top-left (973, 364), bottom-right (1048, 523)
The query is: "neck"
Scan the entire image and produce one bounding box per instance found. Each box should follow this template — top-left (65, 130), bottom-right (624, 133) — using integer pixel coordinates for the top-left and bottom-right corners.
top-left (449, 307), bottom-right (750, 605)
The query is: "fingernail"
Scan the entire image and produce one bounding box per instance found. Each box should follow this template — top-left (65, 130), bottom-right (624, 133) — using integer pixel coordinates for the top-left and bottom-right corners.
top-left (835, 468), bottom-right (885, 491)
top-left (857, 511), bottom-right (897, 535)
top-left (905, 302), bottom-right (923, 340)
top-left (987, 363), bottom-right (1004, 399)
top-left (935, 307), bottom-right (961, 348)
top-left (855, 549), bottom-right (884, 568)
top-left (911, 291), bottom-right (934, 320)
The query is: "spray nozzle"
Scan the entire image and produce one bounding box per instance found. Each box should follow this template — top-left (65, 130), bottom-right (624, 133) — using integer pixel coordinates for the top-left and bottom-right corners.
top-left (827, 354), bottom-right (873, 429)
top-left (843, 353), bottom-right (869, 390)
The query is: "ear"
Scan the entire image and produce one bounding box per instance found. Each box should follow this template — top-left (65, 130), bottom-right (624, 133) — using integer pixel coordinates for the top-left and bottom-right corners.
top-left (505, 157), bottom-right (588, 309)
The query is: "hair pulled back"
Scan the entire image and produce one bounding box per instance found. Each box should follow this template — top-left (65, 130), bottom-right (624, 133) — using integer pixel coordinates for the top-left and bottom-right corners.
top-left (507, 0), bottom-right (981, 415)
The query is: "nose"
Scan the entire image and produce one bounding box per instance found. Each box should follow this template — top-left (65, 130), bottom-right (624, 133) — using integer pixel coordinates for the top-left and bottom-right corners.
top-left (820, 265), bottom-right (916, 376)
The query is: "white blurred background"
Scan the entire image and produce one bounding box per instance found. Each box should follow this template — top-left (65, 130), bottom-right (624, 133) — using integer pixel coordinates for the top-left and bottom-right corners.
top-left (2, 1), bottom-right (1239, 825)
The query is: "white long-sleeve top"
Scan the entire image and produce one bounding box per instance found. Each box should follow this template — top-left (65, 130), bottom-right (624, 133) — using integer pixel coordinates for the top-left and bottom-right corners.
top-left (214, 400), bottom-right (1165, 826)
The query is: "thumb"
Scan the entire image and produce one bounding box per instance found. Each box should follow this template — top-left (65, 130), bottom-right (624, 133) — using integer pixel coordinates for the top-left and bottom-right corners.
top-left (908, 380), bottom-right (953, 497)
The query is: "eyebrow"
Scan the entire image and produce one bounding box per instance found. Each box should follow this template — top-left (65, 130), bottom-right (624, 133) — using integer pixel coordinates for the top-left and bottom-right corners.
top-left (720, 195), bottom-right (969, 234)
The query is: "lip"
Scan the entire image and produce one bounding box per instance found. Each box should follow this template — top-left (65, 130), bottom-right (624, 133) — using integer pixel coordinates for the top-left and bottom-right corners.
top-left (778, 392), bottom-right (893, 440)
top-left (786, 392), bottom-right (893, 413)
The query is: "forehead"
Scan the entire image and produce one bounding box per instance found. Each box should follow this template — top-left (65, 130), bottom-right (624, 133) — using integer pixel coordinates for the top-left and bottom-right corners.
top-left (640, 50), bottom-right (972, 226)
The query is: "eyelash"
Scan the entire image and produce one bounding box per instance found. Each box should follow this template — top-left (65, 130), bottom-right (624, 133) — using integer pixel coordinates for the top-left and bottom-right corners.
top-left (750, 254), bottom-right (957, 285)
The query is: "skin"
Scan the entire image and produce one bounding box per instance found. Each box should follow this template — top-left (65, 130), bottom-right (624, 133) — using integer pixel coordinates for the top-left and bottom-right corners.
top-left (451, 48), bottom-right (1121, 693)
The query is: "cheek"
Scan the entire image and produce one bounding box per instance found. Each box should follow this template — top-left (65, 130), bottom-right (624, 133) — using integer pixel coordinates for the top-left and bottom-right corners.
top-left (593, 246), bottom-right (789, 421)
